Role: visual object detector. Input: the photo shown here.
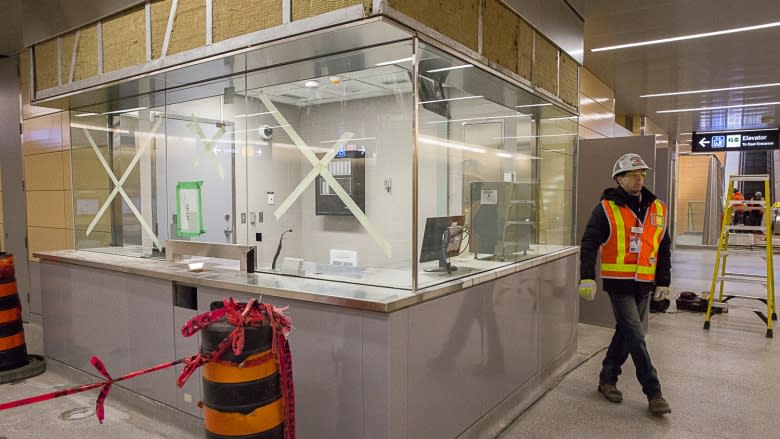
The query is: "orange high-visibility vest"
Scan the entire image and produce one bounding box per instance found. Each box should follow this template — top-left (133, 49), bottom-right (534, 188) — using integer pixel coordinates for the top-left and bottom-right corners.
top-left (600, 199), bottom-right (667, 282)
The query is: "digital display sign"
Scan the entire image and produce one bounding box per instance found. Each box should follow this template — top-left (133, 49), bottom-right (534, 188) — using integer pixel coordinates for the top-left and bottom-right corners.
top-left (691, 129), bottom-right (778, 153)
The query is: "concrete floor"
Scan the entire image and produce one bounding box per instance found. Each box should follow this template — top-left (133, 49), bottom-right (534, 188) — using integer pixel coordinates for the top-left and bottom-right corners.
top-left (2, 247), bottom-right (777, 438)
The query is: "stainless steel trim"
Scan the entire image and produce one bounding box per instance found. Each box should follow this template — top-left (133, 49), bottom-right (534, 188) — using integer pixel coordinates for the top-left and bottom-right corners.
top-left (97, 22), bottom-right (103, 75)
top-left (161, 0), bottom-right (179, 58)
top-left (35, 247), bottom-right (579, 312)
top-left (282, 0), bottom-right (291, 24)
top-left (28, 47), bottom-right (35, 99)
top-left (477, 0), bottom-right (484, 54)
top-left (145, 1), bottom-right (152, 61)
top-left (56, 37), bottom-right (62, 86)
top-left (411, 37), bottom-right (419, 291)
top-left (165, 240), bottom-right (256, 271)
top-left (69, 30), bottom-right (81, 83)
top-left (205, 0), bottom-right (213, 45)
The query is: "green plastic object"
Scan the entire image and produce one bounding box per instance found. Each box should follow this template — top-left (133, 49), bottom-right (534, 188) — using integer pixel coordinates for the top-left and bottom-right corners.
top-left (176, 181), bottom-right (206, 237)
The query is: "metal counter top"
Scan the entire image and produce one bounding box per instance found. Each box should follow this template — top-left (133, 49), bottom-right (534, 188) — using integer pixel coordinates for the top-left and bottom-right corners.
top-left (34, 247), bottom-right (579, 312)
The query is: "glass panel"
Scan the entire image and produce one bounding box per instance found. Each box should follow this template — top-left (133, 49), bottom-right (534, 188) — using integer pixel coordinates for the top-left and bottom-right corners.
top-left (244, 41), bottom-right (415, 289)
top-left (71, 94), bottom-right (167, 258)
top-left (415, 43), bottom-right (576, 288)
top-left (163, 74), bottom-right (248, 249)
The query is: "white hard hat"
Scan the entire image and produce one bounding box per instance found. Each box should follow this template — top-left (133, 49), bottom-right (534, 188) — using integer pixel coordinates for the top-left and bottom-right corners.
top-left (612, 153), bottom-right (651, 178)
top-left (756, 192), bottom-right (762, 197)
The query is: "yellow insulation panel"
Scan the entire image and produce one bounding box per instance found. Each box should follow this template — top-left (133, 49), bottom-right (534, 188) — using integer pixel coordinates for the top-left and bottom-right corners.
top-left (34, 39), bottom-right (58, 91)
top-left (151, 0), bottom-right (206, 58)
top-left (213, 0), bottom-right (283, 42)
top-left (103, 5), bottom-right (147, 73)
top-left (532, 33), bottom-right (558, 96)
top-left (516, 18), bottom-right (533, 81)
top-left (59, 33), bottom-right (76, 83)
top-left (292, 0), bottom-right (371, 20)
top-left (559, 52), bottom-right (578, 108)
top-left (73, 25), bottom-right (99, 82)
top-left (389, 0), bottom-right (479, 51)
top-left (482, 0), bottom-right (517, 74)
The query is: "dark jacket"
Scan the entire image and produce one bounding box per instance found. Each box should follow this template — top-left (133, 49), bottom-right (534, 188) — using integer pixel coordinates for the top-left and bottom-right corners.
top-left (580, 186), bottom-right (672, 293)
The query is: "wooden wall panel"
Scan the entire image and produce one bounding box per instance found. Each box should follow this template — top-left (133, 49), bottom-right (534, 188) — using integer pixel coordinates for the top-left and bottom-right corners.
top-left (103, 5), bottom-right (147, 73)
top-left (389, 0), bottom-right (479, 51)
top-left (213, 0), bottom-right (283, 42)
top-left (292, 0), bottom-right (370, 20)
top-left (532, 33), bottom-right (558, 96)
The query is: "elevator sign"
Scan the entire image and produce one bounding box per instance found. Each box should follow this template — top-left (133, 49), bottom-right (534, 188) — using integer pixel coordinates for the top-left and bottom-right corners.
top-left (691, 129), bottom-right (779, 153)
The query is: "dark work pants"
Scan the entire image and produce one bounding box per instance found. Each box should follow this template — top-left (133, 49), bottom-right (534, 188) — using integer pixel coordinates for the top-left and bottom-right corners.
top-left (599, 288), bottom-right (662, 397)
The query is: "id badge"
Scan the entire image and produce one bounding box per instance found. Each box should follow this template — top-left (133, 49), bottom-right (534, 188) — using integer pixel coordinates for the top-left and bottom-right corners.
top-left (629, 235), bottom-right (641, 253)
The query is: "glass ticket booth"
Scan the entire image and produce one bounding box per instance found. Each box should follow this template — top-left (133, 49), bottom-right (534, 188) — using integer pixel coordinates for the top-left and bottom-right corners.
top-left (69, 23), bottom-right (577, 291)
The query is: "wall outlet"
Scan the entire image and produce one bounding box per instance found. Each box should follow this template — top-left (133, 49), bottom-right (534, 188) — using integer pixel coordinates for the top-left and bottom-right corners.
top-left (240, 212), bottom-right (247, 224)
top-left (183, 393), bottom-right (192, 403)
top-left (267, 192), bottom-right (275, 205)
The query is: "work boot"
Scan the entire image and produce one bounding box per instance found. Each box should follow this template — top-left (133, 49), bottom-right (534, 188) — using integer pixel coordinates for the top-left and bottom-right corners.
top-left (648, 393), bottom-right (672, 415)
top-left (597, 383), bottom-right (623, 403)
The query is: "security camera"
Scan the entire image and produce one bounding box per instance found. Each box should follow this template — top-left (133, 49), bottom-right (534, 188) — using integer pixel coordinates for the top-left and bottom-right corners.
top-left (259, 124), bottom-right (273, 140)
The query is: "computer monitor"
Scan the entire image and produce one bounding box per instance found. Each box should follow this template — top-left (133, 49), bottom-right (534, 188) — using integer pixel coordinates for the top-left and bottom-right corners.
top-left (420, 215), bottom-right (464, 273)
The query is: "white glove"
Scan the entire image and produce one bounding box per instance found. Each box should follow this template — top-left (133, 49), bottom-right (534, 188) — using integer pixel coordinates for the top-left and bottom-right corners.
top-left (579, 279), bottom-right (597, 301)
top-left (653, 286), bottom-right (670, 301)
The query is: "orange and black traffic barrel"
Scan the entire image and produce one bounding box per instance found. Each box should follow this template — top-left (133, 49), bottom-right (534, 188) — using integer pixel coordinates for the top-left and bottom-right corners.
top-left (201, 303), bottom-right (285, 439)
top-left (0, 253), bottom-right (29, 372)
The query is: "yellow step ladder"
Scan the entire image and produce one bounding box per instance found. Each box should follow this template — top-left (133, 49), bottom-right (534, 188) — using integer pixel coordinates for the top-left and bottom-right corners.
top-left (703, 174), bottom-right (776, 338)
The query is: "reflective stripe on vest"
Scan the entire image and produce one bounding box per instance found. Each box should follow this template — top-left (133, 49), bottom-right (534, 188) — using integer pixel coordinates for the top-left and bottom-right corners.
top-left (600, 199), bottom-right (666, 282)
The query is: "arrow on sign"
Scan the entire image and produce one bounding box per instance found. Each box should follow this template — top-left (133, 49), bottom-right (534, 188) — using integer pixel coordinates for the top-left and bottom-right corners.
top-left (699, 137), bottom-right (710, 148)
top-left (359, 145), bottom-right (366, 155)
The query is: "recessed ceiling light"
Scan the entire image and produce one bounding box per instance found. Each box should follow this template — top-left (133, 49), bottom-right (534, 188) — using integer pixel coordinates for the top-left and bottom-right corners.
top-left (427, 64), bottom-right (473, 73)
top-left (592, 21), bottom-right (780, 52)
top-left (657, 101), bottom-right (780, 113)
top-left (375, 56), bottom-right (414, 67)
top-left (418, 95), bottom-right (483, 105)
top-left (304, 80), bottom-right (319, 88)
top-left (516, 103), bottom-right (552, 108)
top-left (641, 82), bottom-right (780, 98)
top-left (103, 106), bottom-right (148, 115)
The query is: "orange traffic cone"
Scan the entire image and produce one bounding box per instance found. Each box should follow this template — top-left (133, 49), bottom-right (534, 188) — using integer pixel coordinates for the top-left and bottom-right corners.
top-left (0, 252), bottom-right (45, 384)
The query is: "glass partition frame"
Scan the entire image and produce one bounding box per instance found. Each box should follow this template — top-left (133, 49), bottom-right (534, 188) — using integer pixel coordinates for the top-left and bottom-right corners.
top-left (69, 32), bottom-right (577, 292)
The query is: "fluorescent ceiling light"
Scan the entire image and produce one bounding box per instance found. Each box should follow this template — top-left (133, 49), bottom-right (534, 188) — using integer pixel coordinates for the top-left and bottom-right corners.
top-left (375, 56), bottom-right (414, 67)
top-left (319, 136), bottom-right (376, 144)
top-left (419, 95), bottom-right (483, 105)
top-left (641, 82), bottom-right (780, 98)
top-left (498, 133), bottom-right (577, 139)
top-left (545, 116), bottom-right (578, 121)
top-left (592, 21), bottom-right (780, 52)
top-left (103, 107), bottom-right (148, 115)
top-left (418, 135), bottom-right (486, 154)
top-left (657, 101), bottom-right (780, 113)
top-left (74, 112), bottom-right (100, 117)
top-left (427, 64), bottom-right (473, 73)
top-left (516, 103), bottom-right (552, 108)
top-left (70, 123), bottom-right (130, 134)
top-left (234, 111), bottom-right (277, 118)
top-left (426, 114), bottom-right (531, 125)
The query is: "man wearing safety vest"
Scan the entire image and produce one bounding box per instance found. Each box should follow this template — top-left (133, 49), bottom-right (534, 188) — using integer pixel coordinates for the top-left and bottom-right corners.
top-left (578, 153), bottom-right (672, 416)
